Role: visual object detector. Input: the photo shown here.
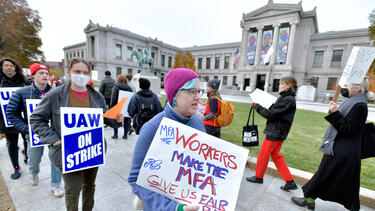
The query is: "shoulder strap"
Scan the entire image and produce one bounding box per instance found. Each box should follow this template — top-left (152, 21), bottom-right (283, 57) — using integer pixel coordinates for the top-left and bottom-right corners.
top-left (246, 107), bottom-right (255, 126)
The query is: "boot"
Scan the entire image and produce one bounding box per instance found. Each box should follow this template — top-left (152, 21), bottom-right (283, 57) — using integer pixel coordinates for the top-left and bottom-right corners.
top-left (291, 197), bottom-right (315, 210)
top-left (280, 180), bottom-right (298, 191)
top-left (246, 176), bottom-right (263, 184)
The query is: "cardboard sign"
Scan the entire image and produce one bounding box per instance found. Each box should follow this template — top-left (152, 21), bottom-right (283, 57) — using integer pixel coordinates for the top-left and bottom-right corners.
top-left (0, 87), bottom-right (21, 127)
top-left (249, 88), bottom-right (277, 109)
top-left (118, 90), bottom-right (135, 117)
top-left (339, 46), bottom-right (375, 87)
top-left (137, 118), bottom-right (249, 211)
top-left (26, 99), bottom-right (47, 147)
top-left (60, 107), bottom-right (105, 174)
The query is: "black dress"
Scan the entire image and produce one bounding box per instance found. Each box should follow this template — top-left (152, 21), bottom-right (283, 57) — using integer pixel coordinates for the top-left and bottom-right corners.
top-left (302, 102), bottom-right (368, 211)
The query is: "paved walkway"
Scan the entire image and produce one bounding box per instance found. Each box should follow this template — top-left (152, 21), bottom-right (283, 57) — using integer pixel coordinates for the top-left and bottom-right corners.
top-left (0, 127), bottom-right (374, 211)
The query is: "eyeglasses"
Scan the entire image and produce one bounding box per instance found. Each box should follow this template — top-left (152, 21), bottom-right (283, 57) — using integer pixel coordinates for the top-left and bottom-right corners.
top-left (181, 88), bottom-right (204, 97)
top-left (3, 64), bottom-right (15, 68)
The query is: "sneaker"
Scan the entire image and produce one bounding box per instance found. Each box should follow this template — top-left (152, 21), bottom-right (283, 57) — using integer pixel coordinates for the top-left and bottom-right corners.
top-left (122, 135), bottom-right (128, 140)
top-left (51, 186), bottom-right (64, 198)
top-left (111, 135), bottom-right (118, 139)
top-left (246, 176), bottom-right (263, 184)
top-left (129, 128), bottom-right (134, 135)
top-left (291, 197), bottom-right (315, 210)
top-left (11, 167), bottom-right (21, 180)
top-left (30, 174), bottom-right (39, 186)
top-left (280, 180), bottom-right (298, 191)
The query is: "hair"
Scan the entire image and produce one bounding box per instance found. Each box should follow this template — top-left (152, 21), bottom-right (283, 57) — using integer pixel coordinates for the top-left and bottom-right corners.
top-left (126, 74), bottom-right (133, 81)
top-left (174, 78), bottom-right (199, 101)
top-left (67, 58), bottom-right (91, 73)
top-left (350, 77), bottom-right (369, 94)
top-left (105, 71), bottom-right (111, 76)
top-left (280, 76), bottom-right (298, 93)
top-left (0, 57), bottom-right (27, 83)
top-left (116, 74), bottom-right (128, 83)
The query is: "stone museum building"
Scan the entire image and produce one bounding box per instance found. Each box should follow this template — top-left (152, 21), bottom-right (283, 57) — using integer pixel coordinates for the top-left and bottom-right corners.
top-left (63, 0), bottom-right (372, 99)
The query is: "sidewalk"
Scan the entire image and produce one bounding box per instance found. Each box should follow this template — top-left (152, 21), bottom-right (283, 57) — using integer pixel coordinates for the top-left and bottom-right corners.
top-left (0, 127), bottom-right (374, 211)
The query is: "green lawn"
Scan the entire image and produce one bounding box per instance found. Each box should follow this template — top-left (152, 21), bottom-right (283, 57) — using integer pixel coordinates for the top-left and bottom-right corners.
top-left (159, 95), bottom-right (375, 190)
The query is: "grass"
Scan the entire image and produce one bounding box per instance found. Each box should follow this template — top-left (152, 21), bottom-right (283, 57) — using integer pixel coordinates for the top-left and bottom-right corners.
top-left (159, 95), bottom-right (375, 191)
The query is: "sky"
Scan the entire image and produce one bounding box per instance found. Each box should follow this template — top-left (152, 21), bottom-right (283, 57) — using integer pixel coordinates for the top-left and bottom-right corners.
top-left (27, 0), bottom-right (374, 61)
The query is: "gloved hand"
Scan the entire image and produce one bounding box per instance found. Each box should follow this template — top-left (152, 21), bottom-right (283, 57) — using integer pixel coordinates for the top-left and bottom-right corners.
top-left (252, 103), bottom-right (257, 108)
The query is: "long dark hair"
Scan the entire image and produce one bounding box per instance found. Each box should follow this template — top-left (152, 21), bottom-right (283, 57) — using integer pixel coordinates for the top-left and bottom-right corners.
top-left (0, 57), bottom-right (27, 83)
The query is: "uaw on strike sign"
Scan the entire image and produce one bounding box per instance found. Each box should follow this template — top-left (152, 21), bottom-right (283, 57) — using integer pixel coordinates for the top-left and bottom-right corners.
top-left (26, 99), bottom-right (47, 147)
top-left (0, 87), bottom-right (21, 127)
top-left (60, 107), bottom-right (105, 174)
top-left (137, 118), bottom-right (249, 211)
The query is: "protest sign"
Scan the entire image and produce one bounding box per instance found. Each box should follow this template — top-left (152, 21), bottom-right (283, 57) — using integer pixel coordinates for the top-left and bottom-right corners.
top-left (118, 90), bottom-right (134, 117)
top-left (137, 117), bottom-right (249, 211)
top-left (339, 46), bottom-right (375, 87)
top-left (249, 88), bottom-right (277, 109)
top-left (26, 99), bottom-right (47, 147)
top-left (103, 97), bottom-right (127, 119)
top-left (60, 107), bottom-right (105, 174)
top-left (0, 87), bottom-right (21, 127)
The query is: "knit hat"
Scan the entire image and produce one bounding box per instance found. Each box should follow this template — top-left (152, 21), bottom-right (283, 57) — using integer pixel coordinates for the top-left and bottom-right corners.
top-left (105, 71), bottom-right (111, 76)
top-left (139, 78), bottom-right (151, 90)
top-left (208, 79), bottom-right (221, 90)
top-left (29, 63), bottom-right (49, 76)
top-left (164, 68), bottom-right (199, 104)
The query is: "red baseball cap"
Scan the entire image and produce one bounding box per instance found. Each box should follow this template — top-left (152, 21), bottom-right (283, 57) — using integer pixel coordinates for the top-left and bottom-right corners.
top-left (29, 63), bottom-right (50, 76)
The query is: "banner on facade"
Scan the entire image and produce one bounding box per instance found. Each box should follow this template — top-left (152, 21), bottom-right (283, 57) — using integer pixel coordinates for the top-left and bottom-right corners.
top-left (136, 117), bottom-right (249, 211)
top-left (260, 30), bottom-right (273, 62)
top-left (60, 107), bottom-right (105, 174)
top-left (0, 87), bottom-right (21, 127)
top-left (276, 27), bottom-right (290, 64)
top-left (26, 99), bottom-right (47, 147)
top-left (339, 46), bottom-right (375, 87)
top-left (118, 90), bottom-right (135, 117)
top-left (247, 32), bottom-right (257, 65)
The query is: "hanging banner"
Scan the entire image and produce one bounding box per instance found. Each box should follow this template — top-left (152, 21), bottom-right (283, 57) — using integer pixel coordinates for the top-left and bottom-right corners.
top-left (26, 99), bottom-right (47, 147)
top-left (247, 32), bottom-right (257, 65)
top-left (260, 30), bottom-right (273, 62)
top-left (137, 117), bottom-right (249, 211)
top-left (276, 27), bottom-right (290, 64)
top-left (0, 87), bottom-right (21, 127)
top-left (60, 107), bottom-right (105, 174)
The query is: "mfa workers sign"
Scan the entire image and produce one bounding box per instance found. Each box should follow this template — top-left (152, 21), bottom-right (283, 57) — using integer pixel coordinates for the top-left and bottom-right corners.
top-left (26, 99), bottom-right (47, 147)
top-left (0, 87), bottom-right (21, 127)
top-left (60, 107), bottom-right (105, 174)
top-left (137, 118), bottom-right (249, 211)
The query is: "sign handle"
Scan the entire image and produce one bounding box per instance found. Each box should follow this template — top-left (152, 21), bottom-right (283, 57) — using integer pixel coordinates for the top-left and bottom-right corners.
top-left (332, 85), bottom-right (341, 103)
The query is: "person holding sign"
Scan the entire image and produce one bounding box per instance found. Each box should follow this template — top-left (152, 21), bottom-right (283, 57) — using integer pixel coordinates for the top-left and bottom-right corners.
top-left (246, 77), bottom-right (298, 191)
top-left (0, 58), bottom-right (30, 179)
top-left (30, 58), bottom-right (124, 211)
top-left (292, 79), bottom-right (369, 211)
top-left (128, 68), bottom-right (205, 211)
top-left (110, 74), bottom-right (133, 139)
top-left (202, 79), bottom-right (222, 138)
top-left (6, 63), bottom-right (64, 197)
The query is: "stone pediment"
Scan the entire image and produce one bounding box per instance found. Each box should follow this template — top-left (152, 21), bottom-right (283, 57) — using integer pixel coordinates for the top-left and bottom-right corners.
top-left (84, 20), bottom-right (99, 33)
top-left (243, 0), bottom-right (302, 21)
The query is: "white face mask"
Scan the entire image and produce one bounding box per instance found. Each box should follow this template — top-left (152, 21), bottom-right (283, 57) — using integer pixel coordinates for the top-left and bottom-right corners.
top-left (70, 73), bottom-right (90, 87)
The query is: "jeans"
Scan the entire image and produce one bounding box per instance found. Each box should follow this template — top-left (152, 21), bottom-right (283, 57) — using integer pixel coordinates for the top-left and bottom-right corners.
top-left (62, 167), bottom-right (99, 211)
top-left (6, 133), bottom-right (19, 169)
top-left (113, 117), bottom-right (130, 136)
top-left (27, 142), bottom-right (62, 187)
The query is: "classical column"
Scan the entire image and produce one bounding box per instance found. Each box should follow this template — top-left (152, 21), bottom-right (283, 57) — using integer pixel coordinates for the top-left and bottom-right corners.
top-left (270, 23), bottom-right (280, 65)
top-left (239, 27), bottom-right (248, 67)
top-left (254, 25), bottom-right (263, 65)
top-left (286, 20), bottom-right (298, 65)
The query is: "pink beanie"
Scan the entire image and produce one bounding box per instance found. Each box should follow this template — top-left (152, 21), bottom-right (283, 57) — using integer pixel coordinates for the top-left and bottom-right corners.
top-left (164, 68), bottom-right (199, 104)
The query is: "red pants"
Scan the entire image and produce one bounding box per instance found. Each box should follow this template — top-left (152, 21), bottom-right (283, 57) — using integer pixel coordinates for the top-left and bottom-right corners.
top-left (255, 137), bottom-right (293, 181)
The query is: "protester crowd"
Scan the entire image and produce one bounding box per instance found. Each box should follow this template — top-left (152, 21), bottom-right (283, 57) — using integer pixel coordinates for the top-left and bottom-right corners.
top-left (0, 56), bottom-right (371, 211)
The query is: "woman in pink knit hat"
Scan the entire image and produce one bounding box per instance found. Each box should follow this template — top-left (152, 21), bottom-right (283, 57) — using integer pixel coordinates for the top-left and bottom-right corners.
top-left (128, 68), bottom-right (206, 211)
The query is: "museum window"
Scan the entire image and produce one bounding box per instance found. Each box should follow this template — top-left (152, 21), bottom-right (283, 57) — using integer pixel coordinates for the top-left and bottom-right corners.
top-left (198, 58), bottom-right (202, 69)
top-left (116, 67), bottom-right (122, 76)
top-left (327, 77), bottom-right (337, 90)
top-left (272, 79), bottom-right (280, 92)
top-left (161, 73), bottom-right (164, 82)
top-left (127, 46), bottom-right (133, 61)
top-left (330, 50), bottom-right (343, 67)
top-left (215, 56), bottom-right (220, 69)
top-left (73, 52), bottom-right (76, 58)
top-left (81, 51), bottom-right (84, 58)
top-left (151, 52), bottom-right (155, 59)
top-left (223, 76), bottom-right (227, 85)
top-left (311, 77), bottom-right (319, 88)
top-left (224, 56), bottom-right (230, 69)
top-left (128, 69), bottom-right (132, 75)
top-left (77, 52), bottom-right (80, 57)
top-left (115, 44), bottom-right (122, 59)
top-left (233, 76), bottom-right (237, 86)
top-left (161, 55), bottom-right (165, 67)
top-left (313, 51), bottom-right (324, 68)
top-left (90, 36), bottom-right (95, 58)
top-left (168, 56), bottom-right (172, 68)
top-left (206, 57), bottom-right (211, 69)
top-left (214, 76), bottom-right (218, 80)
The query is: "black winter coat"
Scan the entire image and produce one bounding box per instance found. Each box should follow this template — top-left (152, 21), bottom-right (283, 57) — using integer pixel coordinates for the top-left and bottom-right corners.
top-left (110, 82), bottom-right (133, 108)
top-left (99, 76), bottom-right (115, 99)
top-left (254, 90), bottom-right (296, 141)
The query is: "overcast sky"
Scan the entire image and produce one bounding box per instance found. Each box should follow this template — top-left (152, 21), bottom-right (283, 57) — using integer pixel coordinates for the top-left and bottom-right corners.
top-left (27, 0), bottom-right (374, 61)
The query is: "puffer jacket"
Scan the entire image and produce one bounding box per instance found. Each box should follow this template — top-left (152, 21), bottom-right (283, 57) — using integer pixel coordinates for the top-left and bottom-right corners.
top-left (99, 76), bottom-right (115, 99)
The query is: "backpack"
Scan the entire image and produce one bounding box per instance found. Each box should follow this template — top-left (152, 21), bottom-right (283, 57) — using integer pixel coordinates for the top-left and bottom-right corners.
top-left (136, 95), bottom-right (155, 131)
top-left (214, 97), bottom-right (234, 127)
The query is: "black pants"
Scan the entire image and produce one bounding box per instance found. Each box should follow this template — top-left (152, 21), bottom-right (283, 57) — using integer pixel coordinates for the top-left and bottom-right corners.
top-left (105, 98), bottom-right (111, 109)
top-left (6, 133), bottom-right (20, 169)
top-left (205, 125), bottom-right (221, 138)
top-left (62, 167), bottom-right (99, 211)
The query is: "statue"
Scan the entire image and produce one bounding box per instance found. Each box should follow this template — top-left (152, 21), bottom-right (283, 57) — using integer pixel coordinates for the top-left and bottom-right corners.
top-left (130, 48), bottom-right (154, 74)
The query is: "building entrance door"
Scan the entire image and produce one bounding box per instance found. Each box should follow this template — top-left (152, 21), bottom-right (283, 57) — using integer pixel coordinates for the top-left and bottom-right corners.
top-left (256, 74), bottom-right (266, 90)
top-left (244, 78), bottom-right (250, 90)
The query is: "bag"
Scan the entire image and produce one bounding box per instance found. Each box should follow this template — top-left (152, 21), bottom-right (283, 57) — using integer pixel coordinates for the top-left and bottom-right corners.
top-left (242, 107), bottom-right (259, 147)
top-left (136, 96), bottom-right (155, 132)
top-left (361, 123), bottom-right (375, 159)
top-left (214, 97), bottom-right (234, 127)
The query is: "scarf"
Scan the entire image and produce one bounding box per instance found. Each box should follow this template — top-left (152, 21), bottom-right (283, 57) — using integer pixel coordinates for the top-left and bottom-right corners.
top-left (319, 93), bottom-right (367, 155)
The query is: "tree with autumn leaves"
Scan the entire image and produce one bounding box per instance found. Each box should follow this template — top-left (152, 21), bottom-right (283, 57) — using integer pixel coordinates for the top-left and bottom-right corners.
top-left (0, 0), bottom-right (43, 67)
top-left (172, 51), bottom-right (197, 73)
